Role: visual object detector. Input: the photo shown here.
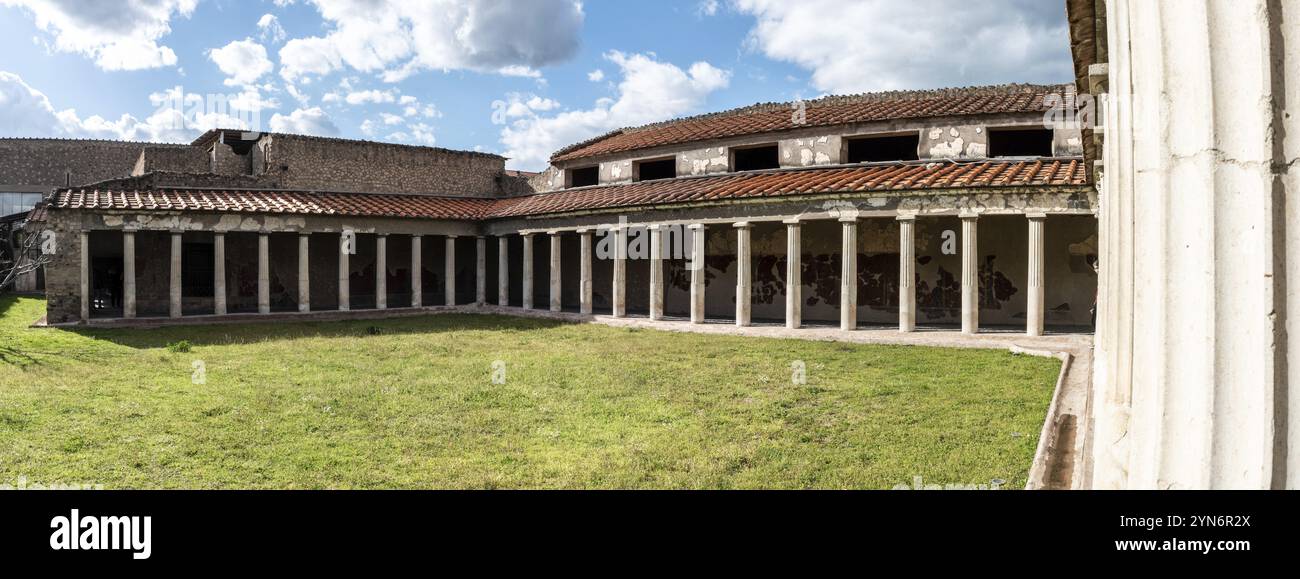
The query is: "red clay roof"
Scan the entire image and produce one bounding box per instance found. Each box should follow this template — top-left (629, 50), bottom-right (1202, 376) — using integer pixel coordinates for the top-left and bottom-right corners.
top-left (552, 84), bottom-right (1074, 163)
top-left (50, 159), bottom-right (1087, 221)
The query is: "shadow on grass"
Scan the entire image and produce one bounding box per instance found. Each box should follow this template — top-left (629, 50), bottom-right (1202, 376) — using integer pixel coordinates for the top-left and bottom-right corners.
top-left (61, 313), bottom-right (575, 351)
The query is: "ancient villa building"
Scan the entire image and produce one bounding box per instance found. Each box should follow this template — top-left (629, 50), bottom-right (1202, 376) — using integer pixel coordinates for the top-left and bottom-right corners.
top-left (4, 83), bottom-right (1096, 338)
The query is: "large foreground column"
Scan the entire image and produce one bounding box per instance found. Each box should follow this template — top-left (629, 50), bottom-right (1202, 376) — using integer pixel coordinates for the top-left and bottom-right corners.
top-left (298, 233), bottom-right (310, 313)
top-left (960, 213), bottom-right (978, 334)
top-left (444, 236), bottom-right (457, 306)
top-left (214, 232), bottom-right (226, 316)
top-left (648, 225), bottom-right (664, 320)
top-left (498, 236), bottom-right (509, 306)
top-left (169, 231), bottom-right (182, 318)
top-left (522, 233), bottom-right (534, 310)
top-left (612, 227), bottom-right (627, 318)
top-left (784, 220), bottom-right (801, 329)
top-left (898, 215), bottom-right (915, 332)
top-left (123, 230), bottom-right (136, 319)
top-left (689, 224), bottom-right (705, 324)
top-left (1026, 214), bottom-right (1046, 337)
top-left (549, 232), bottom-right (562, 312)
top-left (411, 235), bottom-right (422, 307)
top-left (257, 233), bottom-right (270, 315)
top-left (734, 222), bottom-right (752, 327)
top-left (475, 236), bottom-right (486, 306)
top-left (840, 216), bottom-right (858, 331)
top-left (579, 229), bottom-right (593, 314)
top-left (376, 234), bottom-right (387, 310)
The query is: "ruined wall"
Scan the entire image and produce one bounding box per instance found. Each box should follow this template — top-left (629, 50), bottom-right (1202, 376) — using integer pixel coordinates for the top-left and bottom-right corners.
top-left (134, 146), bottom-right (209, 176)
top-left (259, 134), bottom-right (506, 197)
top-left (0, 139), bottom-right (161, 190)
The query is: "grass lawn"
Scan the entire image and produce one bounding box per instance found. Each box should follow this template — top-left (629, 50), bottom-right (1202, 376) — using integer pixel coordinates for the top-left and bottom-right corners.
top-left (0, 296), bottom-right (1060, 489)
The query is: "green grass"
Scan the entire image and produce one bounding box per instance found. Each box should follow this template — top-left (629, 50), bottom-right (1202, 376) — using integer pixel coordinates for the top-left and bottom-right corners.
top-left (0, 296), bottom-right (1060, 489)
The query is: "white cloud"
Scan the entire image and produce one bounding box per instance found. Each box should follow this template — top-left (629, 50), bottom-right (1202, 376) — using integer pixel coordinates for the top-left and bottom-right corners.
top-left (697, 0), bottom-right (719, 17)
top-left (386, 122), bottom-right (435, 145)
top-left (278, 0), bottom-right (584, 82)
top-left (733, 0), bottom-right (1071, 93)
top-left (344, 89), bottom-right (396, 105)
top-left (0, 72), bottom-right (249, 142)
top-left (499, 52), bottom-right (730, 170)
top-left (1, 0), bottom-right (197, 71)
top-left (257, 13), bottom-right (286, 44)
top-left (209, 38), bottom-right (274, 87)
top-left (269, 106), bottom-right (339, 136)
top-left (587, 69), bottom-right (604, 82)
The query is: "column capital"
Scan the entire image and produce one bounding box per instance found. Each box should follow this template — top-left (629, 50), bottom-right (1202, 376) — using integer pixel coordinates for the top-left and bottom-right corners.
top-left (298, 231), bottom-right (311, 237)
top-left (576, 228), bottom-right (592, 234)
top-left (520, 231), bottom-right (535, 238)
top-left (1026, 212), bottom-right (1048, 220)
top-left (732, 221), bottom-right (752, 229)
top-left (546, 230), bottom-right (561, 236)
top-left (959, 211), bottom-right (980, 220)
top-left (169, 229), bottom-right (185, 235)
top-left (838, 215), bottom-right (859, 223)
top-left (782, 217), bottom-right (802, 226)
top-left (446, 234), bottom-right (459, 239)
top-left (376, 232), bottom-right (389, 238)
top-left (475, 234), bottom-right (485, 239)
top-left (687, 223), bottom-right (706, 231)
top-left (896, 212), bottom-right (918, 222)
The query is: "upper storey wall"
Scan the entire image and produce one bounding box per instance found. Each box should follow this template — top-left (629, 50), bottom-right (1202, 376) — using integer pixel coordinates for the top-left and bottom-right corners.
top-left (0, 139), bottom-right (164, 191)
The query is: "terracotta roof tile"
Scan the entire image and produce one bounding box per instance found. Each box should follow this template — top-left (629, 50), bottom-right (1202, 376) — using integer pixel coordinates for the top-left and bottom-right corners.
top-left (49, 159), bottom-right (1088, 222)
top-left (552, 84), bottom-right (1074, 163)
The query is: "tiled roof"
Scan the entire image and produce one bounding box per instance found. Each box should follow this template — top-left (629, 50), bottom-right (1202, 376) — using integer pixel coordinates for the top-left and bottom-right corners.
top-left (552, 84), bottom-right (1074, 163)
top-left (50, 159), bottom-right (1087, 221)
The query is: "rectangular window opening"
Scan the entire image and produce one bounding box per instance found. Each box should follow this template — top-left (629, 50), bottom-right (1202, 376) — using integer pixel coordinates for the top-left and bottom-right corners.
top-left (635, 158), bottom-right (676, 182)
top-left (568, 166), bottom-right (599, 188)
top-left (731, 144), bottom-right (780, 172)
top-left (987, 128), bottom-right (1054, 158)
top-left (846, 134), bottom-right (920, 163)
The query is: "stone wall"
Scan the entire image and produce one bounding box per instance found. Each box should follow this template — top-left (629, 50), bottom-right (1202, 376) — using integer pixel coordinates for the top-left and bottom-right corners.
top-left (134, 146), bottom-right (209, 176)
top-left (0, 139), bottom-right (165, 190)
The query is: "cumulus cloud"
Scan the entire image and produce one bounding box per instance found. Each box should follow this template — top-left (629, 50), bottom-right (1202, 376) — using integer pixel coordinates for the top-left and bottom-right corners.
top-left (1, 0), bottom-right (196, 71)
top-left (0, 72), bottom-right (248, 142)
top-left (697, 0), bottom-right (719, 17)
top-left (498, 52), bottom-right (730, 170)
top-left (344, 89), bottom-right (397, 105)
top-left (269, 106), bottom-right (339, 136)
top-left (257, 13), bottom-right (286, 44)
top-left (279, 0), bottom-right (584, 82)
top-left (587, 69), bottom-right (604, 82)
top-left (209, 38), bottom-right (274, 86)
top-left (733, 0), bottom-right (1072, 93)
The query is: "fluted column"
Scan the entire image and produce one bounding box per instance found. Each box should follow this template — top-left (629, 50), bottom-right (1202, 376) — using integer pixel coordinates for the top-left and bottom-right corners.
top-left (475, 236), bottom-right (486, 306)
top-left (123, 230), bottom-right (136, 319)
top-left (411, 235), bottom-right (422, 307)
top-left (840, 215), bottom-right (858, 331)
top-left (1026, 214), bottom-right (1046, 337)
top-left (214, 232), bottom-right (226, 315)
top-left (648, 225), bottom-right (664, 320)
top-left (498, 236), bottom-right (509, 306)
top-left (960, 213), bottom-right (978, 334)
top-left (579, 229), bottom-right (593, 314)
top-left (298, 233), bottom-right (310, 312)
top-left (79, 231), bottom-right (89, 321)
top-left (784, 219), bottom-right (801, 329)
top-left (444, 236), bottom-right (457, 306)
top-left (549, 232), bottom-right (562, 312)
top-left (612, 227), bottom-right (627, 318)
top-left (734, 222), bottom-right (752, 327)
top-left (257, 233), bottom-right (270, 314)
top-left (375, 234), bottom-right (387, 310)
top-left (897, 215), bottom-right (916, 332)
top-left (338, 231), bottom-right (351, 311)
top-left (689, 223), bottom-right (705, 324)
top-left (169, 231), bottom-right (182, 318)
top-left (522, 233), bottom-right (535, 310)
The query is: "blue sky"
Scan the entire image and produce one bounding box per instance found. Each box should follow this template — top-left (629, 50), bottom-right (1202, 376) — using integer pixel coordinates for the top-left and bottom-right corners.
top-left (0, 0), bottom-right (1073, 170)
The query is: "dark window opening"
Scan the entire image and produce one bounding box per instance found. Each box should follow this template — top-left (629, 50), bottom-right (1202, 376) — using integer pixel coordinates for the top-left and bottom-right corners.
top-left (569, 166), bottom-right (599, 188)
top-left (635, 158), bottom-right (676, 181)
top-left (988, 128), bottom-right (1054, 158)
top-left (732, 144), bottom-right (780, 172)
top-left (846, 134), bottom-right (920, 163)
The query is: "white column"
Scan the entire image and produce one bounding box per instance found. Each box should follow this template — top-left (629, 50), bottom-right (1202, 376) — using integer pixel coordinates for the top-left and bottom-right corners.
top-left (648, 225), bottom-right (664, 320)
top-left (498, 236), bottom-right (510, 306)
top-left (612, 227), bottom-right (627, 318)
top-left (522, 233), bottom-right (534, 310)
top-left (960, 213), bottom-right (978, 334)
top-left (444, 236), bottom-right (457, 306)
top-left (840, 216), bottom-right (858, 331)
top-left (338, 232), bottom-right (351, 311)
top-left (169, 231), bottom-right (182, 318)
top-left (734, 222), bottom-right (752, 327)
top-left (375, 234), bottom-right (387, 310)
top-left (1026, 214), bottom-right (1046, 337)
top-left (411, 235), bottom-right (422, 307)
top-left (298, 233), bottom-right (310, 313)
top-left (214, 232), bottom-right (226, 316)
top-left (123, 230), bottom-right (135, 319)
top-left (579, 229), bottom-right (593, 314)
top-left (689, 223), bottom-right (705, 324)
top-left (784, 220), bottom-right (801, 329)
top-left (898, 215), bottom-right (916, 332)
top-left (549, 232), bottom-right (562, 312)
top-left (79, 231), bottom-right (89, 321)
top-left (475, 236), bottom-right (486, 306)
top-left (257, 233), bottom-right (270, 315)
